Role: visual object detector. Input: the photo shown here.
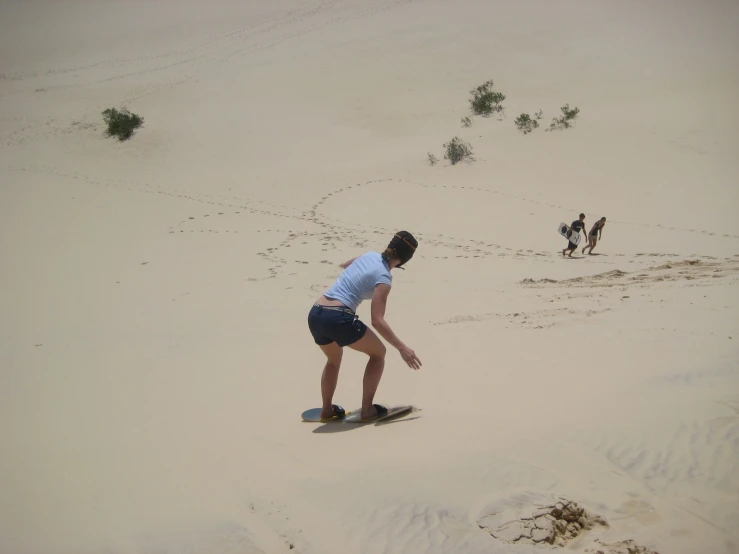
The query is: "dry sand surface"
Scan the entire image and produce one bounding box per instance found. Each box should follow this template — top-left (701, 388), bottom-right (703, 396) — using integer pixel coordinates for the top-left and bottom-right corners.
top-left (1, 0), bottom-right (738, 553)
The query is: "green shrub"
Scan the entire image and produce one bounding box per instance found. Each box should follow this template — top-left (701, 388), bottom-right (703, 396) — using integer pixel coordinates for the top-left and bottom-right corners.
top-left (102, 107), bottom-right (144, 140)
top-left (469, 80), bottom-right (506, 117)
top-left (514, 113), bottom-right (539, 134)
top-left (443, 137), bottom-right (474, 165)
top-left (461, 116), bottom-right (472, 128)
top-left (547, 104), bottom-right (580, 131)
top-left (427, 152), bottom-right (438, 166)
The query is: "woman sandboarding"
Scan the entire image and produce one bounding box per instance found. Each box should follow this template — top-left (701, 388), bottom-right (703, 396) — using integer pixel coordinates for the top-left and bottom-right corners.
top-left (307, 231), bottom-right (422, 422)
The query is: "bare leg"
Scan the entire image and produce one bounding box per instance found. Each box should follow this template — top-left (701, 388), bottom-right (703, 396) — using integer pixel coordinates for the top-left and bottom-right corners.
top-left (587, 237), bottom-right (598, 254)
top-left (563, 234), bottom-right (572, 257)
top-left (318, 342), bottom-right (343, 419)
top-left (347, 327), bottom-right (387, 418)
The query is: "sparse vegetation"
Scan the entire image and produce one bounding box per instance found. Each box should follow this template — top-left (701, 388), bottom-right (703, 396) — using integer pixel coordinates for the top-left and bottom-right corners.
top-left (425, 85), bottom-right (581, 161)
top-left (469, 80), bottom-right (506, 117)
top-left (102, 107), bottom-right (144, 140)
top-left (547, 104), bottom-right (580, 131)
top-left (443, 137), bottom-right (474, 165)
top-left (514, 113), bottom-right (539, 134)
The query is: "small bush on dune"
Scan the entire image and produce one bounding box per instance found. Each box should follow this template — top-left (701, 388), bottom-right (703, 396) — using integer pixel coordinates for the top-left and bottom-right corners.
top-left (547, 104), bottom-right (580, 131)
top-left (102, 107), bottom-right (144, 140)
top-left (427, 152), bottom-right (438, 166)
top-left (469, 80), bottom-right (506, 117)
top-left (514, 113), bottom-right (539, 134)
top-left (443, 136), bottom-right (474, 165)
top-left (461, 116), bottom-right (472, 128)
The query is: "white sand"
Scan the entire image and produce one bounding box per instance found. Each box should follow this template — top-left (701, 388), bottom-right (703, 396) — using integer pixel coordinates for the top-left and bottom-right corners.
top-left (1, 1), bottom-right (738, 553)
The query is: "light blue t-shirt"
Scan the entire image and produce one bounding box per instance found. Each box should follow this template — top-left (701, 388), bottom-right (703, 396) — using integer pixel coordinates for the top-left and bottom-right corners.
top-left (324, 251), bottom-right (392, 312)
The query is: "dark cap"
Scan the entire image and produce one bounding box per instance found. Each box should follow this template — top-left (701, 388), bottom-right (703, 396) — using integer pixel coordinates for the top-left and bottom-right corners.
top-left (388, 231), bottom-right (418, 267)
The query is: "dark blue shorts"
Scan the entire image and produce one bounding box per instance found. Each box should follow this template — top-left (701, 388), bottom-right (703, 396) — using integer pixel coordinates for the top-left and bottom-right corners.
top-left (308, 304), bottom-right (367, 347)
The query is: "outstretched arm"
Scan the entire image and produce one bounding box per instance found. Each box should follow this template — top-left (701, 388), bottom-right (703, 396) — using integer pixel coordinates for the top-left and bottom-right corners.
top-left (370, 284), bottom-right (405, 350)
top-left (370, 284), bottom-right (422, 369)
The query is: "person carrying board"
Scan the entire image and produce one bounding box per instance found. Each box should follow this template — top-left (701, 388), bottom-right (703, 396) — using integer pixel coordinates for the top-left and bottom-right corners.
top-left (562, 213), bottom-right (586, 257)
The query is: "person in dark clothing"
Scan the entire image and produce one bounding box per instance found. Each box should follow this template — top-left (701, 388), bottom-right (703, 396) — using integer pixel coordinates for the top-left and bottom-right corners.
top-left (562, 213), bottom-right (586, 257)
top-left (582, 217), bottom-right (606, 255)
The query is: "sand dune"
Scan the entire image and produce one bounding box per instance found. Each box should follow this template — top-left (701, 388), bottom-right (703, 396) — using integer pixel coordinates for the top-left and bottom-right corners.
top-left (1, 0), bottom-right (738, 553)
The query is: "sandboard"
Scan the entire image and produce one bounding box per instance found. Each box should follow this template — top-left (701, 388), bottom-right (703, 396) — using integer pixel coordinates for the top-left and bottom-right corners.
top-left (343, 405), bottom-right (414, 424)
top-left (301, 406), bottom-right (350, 422)
top-left (301, 404), bottom-right (415, 423)
top-left (558, 222), bottom-right (581, 245)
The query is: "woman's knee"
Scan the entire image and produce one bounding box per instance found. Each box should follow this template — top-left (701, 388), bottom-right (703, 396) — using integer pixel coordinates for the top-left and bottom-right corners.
top-left (365, 330), bottom-right (387, 359)
top-left (370, 341), bottom-right (387, 360)
top-left (325, 357), bottom-right (342, 370)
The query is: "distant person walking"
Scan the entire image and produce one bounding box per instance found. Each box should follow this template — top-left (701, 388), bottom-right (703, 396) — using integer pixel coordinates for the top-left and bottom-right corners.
top-left (562, 213), bottom-right (586, 257)
top-left (582, 217), bottom-right (606, 255)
